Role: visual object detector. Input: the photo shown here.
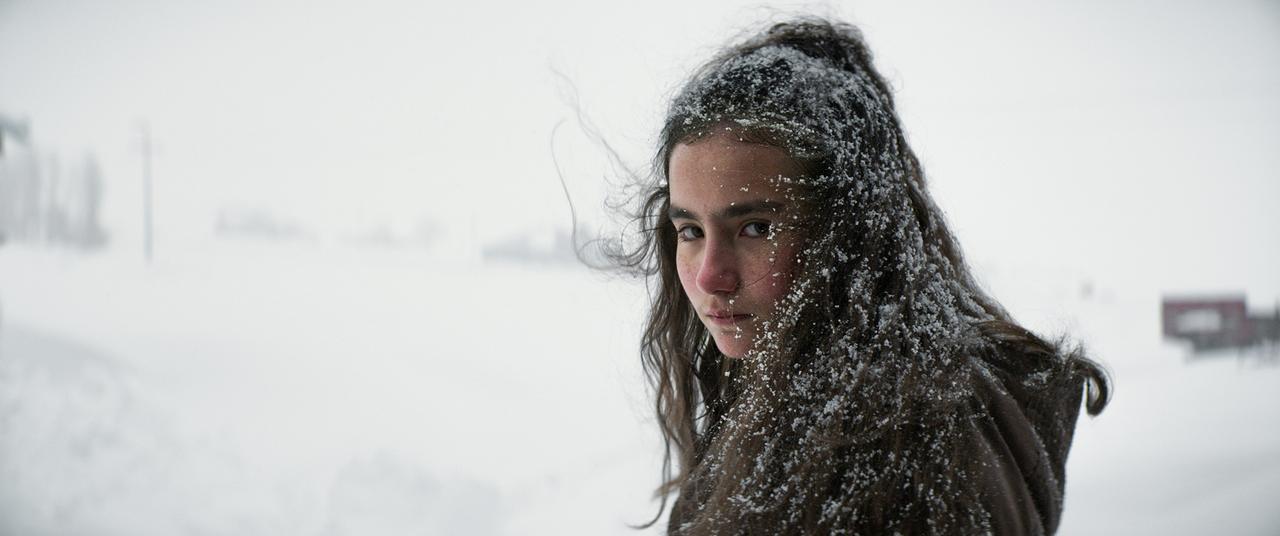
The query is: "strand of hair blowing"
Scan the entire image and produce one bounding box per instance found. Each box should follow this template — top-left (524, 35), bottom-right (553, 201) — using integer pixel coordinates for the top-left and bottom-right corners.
top-left (612, 18), bottom-right (1110, 535)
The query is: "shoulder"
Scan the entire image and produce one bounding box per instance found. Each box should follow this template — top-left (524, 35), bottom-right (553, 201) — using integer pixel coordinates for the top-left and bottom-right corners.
top-left (966, 348), bottom-right (1085, 536)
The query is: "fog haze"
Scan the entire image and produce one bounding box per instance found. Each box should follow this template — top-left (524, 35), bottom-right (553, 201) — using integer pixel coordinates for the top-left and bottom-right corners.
top-left (1, 1), bottom-right (1278, 534)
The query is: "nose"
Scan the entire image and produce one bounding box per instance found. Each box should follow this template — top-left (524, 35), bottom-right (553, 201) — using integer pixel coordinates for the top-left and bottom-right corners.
top-left (695, 238), bottom-right (740, 295)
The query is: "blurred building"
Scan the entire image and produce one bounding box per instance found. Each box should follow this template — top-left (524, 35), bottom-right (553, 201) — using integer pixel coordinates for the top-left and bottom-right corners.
top-left (0, 117), bottom-right (108, 249)
top-left (1162, 295), bottom-right (1280, 353)
top-left (481, 227), bottom-right (584, 265)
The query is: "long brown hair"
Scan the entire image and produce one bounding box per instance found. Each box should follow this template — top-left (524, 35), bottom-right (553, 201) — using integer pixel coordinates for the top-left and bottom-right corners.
top-left (611, 17), bottom-right (1109, 534)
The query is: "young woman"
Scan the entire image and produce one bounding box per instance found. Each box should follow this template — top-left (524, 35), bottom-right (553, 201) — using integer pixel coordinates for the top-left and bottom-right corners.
top-left (612, 17), bottom-right (1110, 535)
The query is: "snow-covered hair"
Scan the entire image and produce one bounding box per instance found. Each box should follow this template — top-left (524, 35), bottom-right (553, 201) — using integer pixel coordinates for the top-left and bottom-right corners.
top-left (613, 17), bottom-right (1109, 534)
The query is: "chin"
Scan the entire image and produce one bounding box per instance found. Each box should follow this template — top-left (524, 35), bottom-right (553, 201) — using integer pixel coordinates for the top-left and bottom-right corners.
top-left (713, 336), bottom-right (751, 359)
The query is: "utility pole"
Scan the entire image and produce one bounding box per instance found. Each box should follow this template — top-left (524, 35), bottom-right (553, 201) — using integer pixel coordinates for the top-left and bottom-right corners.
top-left (140, 122), bottom-right (153, 263)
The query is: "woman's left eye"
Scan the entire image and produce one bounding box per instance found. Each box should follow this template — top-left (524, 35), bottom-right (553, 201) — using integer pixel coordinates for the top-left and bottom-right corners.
top-left (741, 221), bottom-right (771, 238)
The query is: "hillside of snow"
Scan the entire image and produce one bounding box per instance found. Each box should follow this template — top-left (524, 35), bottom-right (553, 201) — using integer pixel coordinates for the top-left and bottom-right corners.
top-left (1, 240), bottom-right (1277, 535)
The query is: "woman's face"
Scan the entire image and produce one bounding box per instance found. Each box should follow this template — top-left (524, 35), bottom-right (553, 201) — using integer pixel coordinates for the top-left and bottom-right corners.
top-left (668, 130), bottom-right (804, 358)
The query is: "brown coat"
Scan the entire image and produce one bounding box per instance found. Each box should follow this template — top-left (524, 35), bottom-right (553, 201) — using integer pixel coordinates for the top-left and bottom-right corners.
top-left (971, 357), bottom-right (1084, 535)
top-left (666, 354), bottom-right (1086, 535)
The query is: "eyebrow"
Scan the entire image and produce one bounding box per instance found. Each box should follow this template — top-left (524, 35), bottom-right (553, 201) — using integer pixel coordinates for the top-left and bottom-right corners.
top-left (668, 199), bottom-right (785, 221)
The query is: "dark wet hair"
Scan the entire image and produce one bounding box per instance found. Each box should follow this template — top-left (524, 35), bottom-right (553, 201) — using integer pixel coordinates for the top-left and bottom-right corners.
top-left (610, 17), bottom-right (1109, 534)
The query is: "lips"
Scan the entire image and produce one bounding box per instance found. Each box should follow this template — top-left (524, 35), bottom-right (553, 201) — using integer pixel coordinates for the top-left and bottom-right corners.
top-left (705, 310), bottom-right (754, 326)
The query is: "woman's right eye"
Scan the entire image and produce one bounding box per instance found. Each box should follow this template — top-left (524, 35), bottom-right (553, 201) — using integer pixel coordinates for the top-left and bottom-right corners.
top-left (677, 225), bottom-right (704, 241)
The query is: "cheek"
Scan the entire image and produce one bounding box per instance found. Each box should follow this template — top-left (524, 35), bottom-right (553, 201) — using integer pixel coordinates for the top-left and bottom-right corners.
top-left (674, 250), bottom-right (700, 299)
top-left (755, 244), bottom-right (801, 304)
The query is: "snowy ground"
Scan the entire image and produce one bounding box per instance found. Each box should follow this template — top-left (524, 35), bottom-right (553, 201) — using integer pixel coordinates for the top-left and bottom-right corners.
top-left (1, 241), bottom-right (1277, 535)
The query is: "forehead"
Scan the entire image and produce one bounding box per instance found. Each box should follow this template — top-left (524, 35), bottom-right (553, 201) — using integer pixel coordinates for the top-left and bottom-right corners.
top-left (668, 132), bottom-right (803, 211)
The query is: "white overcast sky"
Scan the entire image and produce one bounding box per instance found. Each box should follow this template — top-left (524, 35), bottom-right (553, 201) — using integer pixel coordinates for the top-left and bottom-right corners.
top-left (2, 0), bottom-right (1277, 298)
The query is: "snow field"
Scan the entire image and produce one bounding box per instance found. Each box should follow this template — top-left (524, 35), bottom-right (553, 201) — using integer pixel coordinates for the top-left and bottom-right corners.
top-left (1, 241), bottom-right (1277, 534)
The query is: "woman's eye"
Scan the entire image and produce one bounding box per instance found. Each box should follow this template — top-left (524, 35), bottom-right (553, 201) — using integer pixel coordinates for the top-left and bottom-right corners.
top-left (741, 221), bottom-right (771, 238)
top-left (677, 225), bottom-right (704, 241)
